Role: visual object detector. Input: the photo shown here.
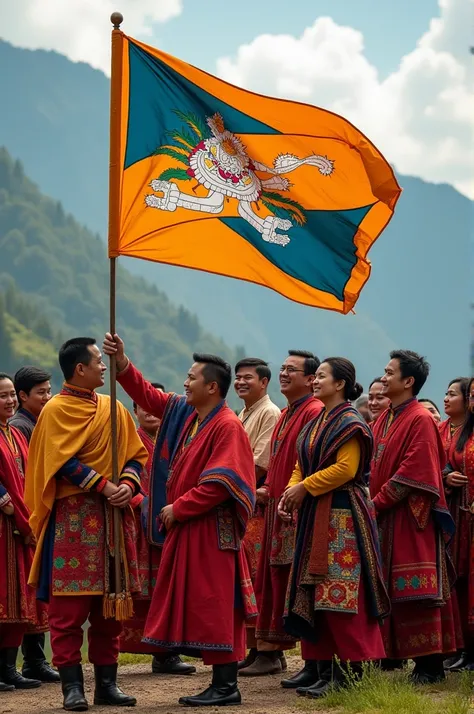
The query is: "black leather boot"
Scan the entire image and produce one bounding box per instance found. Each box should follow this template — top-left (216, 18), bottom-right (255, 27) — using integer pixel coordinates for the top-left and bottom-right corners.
top-left (178, 662), bottom-right (241, 707)
top-left (93, 664), bottom-right (136, 706)
top-left (0, 648), bottom-right (41, 689)
top-left (296, 660), bottom-right (332, 697)
top-left (281, 659), bottom-right (319, 688)
top-left (22, 633), bottom-right (60, 683)
top-left (0, 679), bottom-right (14, 692)
top-left (59, 665), bottom-right (88, 711)
top-left (152, 653), bottom-right (196, 675)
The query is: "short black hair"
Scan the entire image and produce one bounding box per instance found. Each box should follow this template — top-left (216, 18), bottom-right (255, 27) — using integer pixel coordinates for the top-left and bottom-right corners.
top-left (0, 372), bottom-right (12, 383)
top-left (193, 353), bottom-right (232, 398)
top-left (235, 357), bottom-right (271, 382)
top-left (14, 366), bottom-right (52, 403)
top-left (389, 350), bottom-right (430, 396)
top-left (288, 350), bottom-right (320, 376)
top-left (369, 377), bottom-right (384, 389)
top-left (59, 337), bottom-right (96, 381)
top-left (133, 382), bottom-right (164, 410)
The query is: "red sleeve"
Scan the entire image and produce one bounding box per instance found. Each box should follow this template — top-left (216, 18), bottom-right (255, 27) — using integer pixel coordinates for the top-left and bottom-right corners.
top-left (117, 361), bottom-right (170, 419)
top-left (173, 482), bottom-right (230, 522)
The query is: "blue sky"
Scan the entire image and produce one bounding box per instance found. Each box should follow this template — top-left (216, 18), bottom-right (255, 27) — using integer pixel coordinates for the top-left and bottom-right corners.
top-left (2, 0), bottom-right (471, 196)
top-left (157, 0), bottom-right (440, 78)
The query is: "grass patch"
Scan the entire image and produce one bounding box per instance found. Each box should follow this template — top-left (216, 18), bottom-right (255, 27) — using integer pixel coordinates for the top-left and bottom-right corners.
top-left (299, 665), bottom-right (472, 714)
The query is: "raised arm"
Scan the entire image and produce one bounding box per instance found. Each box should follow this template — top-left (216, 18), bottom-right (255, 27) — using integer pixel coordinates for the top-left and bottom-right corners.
top-left (103, 332), bottom-right (170, 418)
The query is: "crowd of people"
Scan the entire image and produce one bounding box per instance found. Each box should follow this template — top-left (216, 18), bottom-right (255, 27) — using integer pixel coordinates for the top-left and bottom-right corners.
top-left (0, 334), bottom-right (473, 711)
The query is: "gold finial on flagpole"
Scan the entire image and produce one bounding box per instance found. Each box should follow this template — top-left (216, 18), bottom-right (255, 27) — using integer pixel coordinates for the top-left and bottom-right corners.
top-left (111, 12), bottom-right (123, 29)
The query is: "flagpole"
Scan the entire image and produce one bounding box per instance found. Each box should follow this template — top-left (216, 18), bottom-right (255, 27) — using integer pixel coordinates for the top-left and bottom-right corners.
top-left (108, 11), bottom-right (129, 620)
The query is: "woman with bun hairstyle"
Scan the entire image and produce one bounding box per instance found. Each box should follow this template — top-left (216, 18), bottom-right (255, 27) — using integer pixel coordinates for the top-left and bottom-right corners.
top-left (279, 358), bottom-right (389, 700)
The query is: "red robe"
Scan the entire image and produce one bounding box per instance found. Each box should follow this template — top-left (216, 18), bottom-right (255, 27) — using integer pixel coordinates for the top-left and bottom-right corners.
top-left (0, 427), bottom-right (47, 629)
top-left (120, 427), bottom-right (162, 654)
top-left (439, 419), bottom-right (474, 637)
top-left (371, 399), bottom-right (462, 658)
top-left (117, 363), bottom-right (256, 661)
top-left (255, 394), bottom-right (323, 646)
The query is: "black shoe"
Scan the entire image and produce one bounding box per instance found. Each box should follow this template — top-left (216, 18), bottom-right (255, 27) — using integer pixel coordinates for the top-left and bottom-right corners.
top-left (59, 665), bottom-right (88, 711)
top-left (0, 679), bottom-right (14, 692)
top-left (296, 679), bottom-right (330, 697)
top-left (279, 652), bottom-right (288, 672)
top-left (21, 633), bottom-right (60, 683)
top-left (444, 652), bottom-right (474, 672)
top-left (380, 658), bottom-right (407, 671)
top-left (178, 662), bottom-right (241, 707)
top-left (411, 655), bottom-right (445, 685)
top-left (281, 660), bottom-right (319, 689)
top-left (304, 679), bottom-right (340, 699)
top-left (237, 648), bottom-right (257, 671)
top-left (152, 654), bottom-right (196, 675)
top-left (93, 664), bottom-right (136, 706)
top-left (23, 661), bottom-right (60, 683)
top-left (0, 648), bottom-right (41, 689)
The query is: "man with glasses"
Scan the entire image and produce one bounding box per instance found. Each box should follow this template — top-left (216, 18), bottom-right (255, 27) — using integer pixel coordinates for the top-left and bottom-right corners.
top-left (243, 351), bottom-right (323, 687)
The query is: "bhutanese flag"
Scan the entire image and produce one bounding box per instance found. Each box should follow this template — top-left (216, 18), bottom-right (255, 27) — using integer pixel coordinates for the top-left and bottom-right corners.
top-left (109, 32), bottom-right (401, 313)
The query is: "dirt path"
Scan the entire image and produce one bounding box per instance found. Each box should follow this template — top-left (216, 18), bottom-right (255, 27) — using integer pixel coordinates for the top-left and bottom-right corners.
top-left (0, 657), bottom-right (327, 714)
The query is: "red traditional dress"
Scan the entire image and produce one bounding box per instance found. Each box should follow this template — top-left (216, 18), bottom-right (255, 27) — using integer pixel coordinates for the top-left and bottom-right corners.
top-left (119, 427), bottom-right (162, 654)
top-left (25, 384), bottom-right (147, 668)
top-left (284, 403), bottom-right (389, 661)
top-left (117, 362), bottom-right (257, 665)
top-left (254, 394), bottom-right (323, 648)
top-left (0, 425), bottom-right (46, 648)
top-left (370, 399), bottom-right (463, 659)
top-left (439, 420), bottom-right (474, 638)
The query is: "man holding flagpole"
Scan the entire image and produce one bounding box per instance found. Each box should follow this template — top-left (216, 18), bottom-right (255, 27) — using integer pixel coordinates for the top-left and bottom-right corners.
top-left (103, 332), bottom-right (256, 708)
top-left (25, 337), bottom-right (148, 712)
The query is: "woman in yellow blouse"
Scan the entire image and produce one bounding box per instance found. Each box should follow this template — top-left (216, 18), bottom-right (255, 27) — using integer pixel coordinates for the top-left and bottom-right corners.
top-left (278, 357), bottom-right (390, 700)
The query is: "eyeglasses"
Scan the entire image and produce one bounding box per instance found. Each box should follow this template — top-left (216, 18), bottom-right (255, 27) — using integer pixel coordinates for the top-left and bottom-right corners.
top-left (279, 366), bottom-right (305, 375)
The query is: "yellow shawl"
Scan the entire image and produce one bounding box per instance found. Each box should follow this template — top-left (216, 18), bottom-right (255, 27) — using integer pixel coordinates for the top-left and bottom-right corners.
top-left (25, 387), bottom-right (147, 589)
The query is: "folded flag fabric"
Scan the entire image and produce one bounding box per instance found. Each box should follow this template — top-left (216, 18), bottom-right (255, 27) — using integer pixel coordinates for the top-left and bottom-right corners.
top-left (109, 33), bottom-right (401, 313)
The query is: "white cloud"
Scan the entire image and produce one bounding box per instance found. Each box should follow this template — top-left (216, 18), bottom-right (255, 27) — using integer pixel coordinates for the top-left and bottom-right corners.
top-left (0, 0), bottom-right (182, 74)
top-left (217, 0), bottom-right (474, 198)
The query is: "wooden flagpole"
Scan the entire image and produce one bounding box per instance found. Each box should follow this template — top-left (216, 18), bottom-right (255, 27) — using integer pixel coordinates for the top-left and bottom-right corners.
top-left (107, 11), bottom-right (128, 620)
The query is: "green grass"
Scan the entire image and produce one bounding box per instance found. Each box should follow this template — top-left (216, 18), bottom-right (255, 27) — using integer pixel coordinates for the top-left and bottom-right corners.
top-left (299, 665), bottom-right (473, 714)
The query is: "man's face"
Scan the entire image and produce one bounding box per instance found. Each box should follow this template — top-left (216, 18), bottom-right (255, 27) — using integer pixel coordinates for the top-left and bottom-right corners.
top-left (77, 345), bottom-right (107, 390)
top-left (135, 404), bottom-right (161, 433)
top-left (0, 379), bottom-right (17, 424)
top-left (381, 359), bottom-right (410, 401)
top-left (368, 381), bottom-right (391, 419)
top-left (20, 381), bottom-right (52, 418)
top-left (184, 362), bottom-right (216, 407)
top-left (234, 367), bottom-right (266, 403)
top-left (279, 355), bottom-right (313, 400)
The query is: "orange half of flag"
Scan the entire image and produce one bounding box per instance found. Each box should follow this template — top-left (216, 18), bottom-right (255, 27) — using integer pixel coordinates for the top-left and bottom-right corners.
top-left (109, 32), bottom-right (401, 313)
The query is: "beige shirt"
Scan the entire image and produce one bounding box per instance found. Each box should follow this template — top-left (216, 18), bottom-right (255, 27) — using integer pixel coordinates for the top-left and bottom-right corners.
top-left (238, 394), bottom-right (281, 470)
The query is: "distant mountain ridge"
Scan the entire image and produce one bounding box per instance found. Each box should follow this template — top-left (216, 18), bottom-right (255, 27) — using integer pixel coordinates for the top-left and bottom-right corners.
top-left (0, 38), bottom-right (470, 403)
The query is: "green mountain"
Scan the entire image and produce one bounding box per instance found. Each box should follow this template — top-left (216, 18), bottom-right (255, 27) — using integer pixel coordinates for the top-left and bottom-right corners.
top-left (0, 39), bottom-right (471, 404)
top-left (0, 148), bottom-right (246, 406)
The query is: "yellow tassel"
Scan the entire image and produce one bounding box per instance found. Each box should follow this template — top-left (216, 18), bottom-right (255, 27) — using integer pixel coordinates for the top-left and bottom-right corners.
top-left (103, 593), bottom-right (116, 619)
top-left (115, 591), bottom-right (134, 621)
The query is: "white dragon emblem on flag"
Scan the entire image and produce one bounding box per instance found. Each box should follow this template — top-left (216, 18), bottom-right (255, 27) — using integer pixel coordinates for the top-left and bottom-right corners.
top-left (145, 111), bottom-right (334, 247)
